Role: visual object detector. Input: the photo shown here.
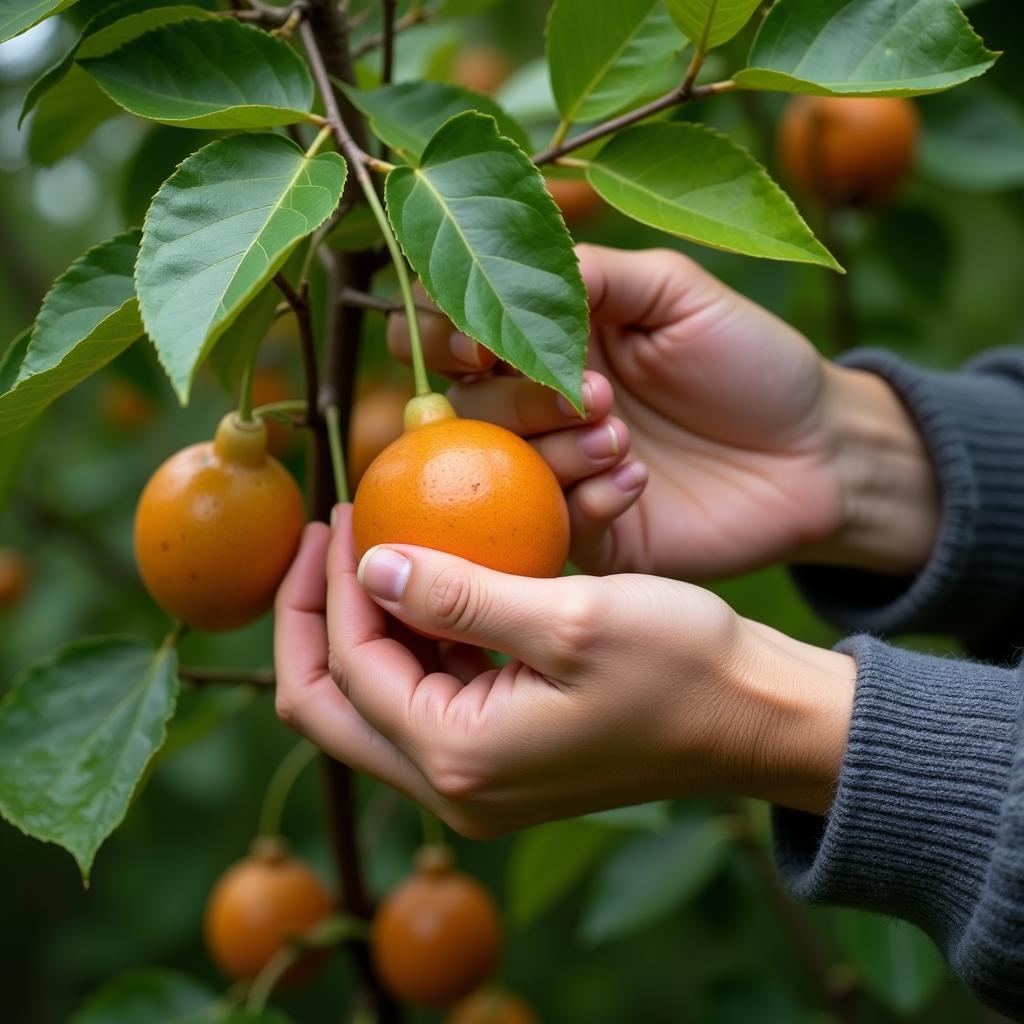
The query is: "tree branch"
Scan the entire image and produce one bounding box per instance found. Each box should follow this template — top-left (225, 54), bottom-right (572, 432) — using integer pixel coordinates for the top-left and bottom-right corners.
top-left (381, 0), bottom-right (398, 84)
top-left (339, 287), bottom-right (435, 317)
top-left (532, 79), bottom-right (735, 166)
top-left (178, 666), bottom-right (275, 687)
top-left (273, 273), bottom-right (319, 427)
top-left (350, 4), bottom-right (435, 59)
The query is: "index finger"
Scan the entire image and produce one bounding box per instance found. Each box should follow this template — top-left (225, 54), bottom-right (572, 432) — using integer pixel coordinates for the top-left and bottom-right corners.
top-left (326, 506), bottom-right (463, 749)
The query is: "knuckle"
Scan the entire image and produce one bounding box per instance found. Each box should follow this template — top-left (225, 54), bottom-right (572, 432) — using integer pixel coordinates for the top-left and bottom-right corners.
top-left (275, 695), bottom-right (300, 731)
top-left (326, 645), bottom-right (349, 695)
top-left (425, 755), bottom-right (486, 804)
top-left (426, 566), bottom-right (480, 634)
top-left (549, 583), bottom-right (603, 666)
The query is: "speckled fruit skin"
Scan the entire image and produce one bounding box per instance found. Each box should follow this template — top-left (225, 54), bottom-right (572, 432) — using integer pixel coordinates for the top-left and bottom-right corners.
top-left (373, 851), bottom-right (502, 1007)
top-left (778, 96), bottom-right (920, 207)
top-left (134, 417), bottom-right (305, 631)
top-left (446, 988), bottom-right (539, 1024)
top-left (352, 418), bottom-right (570, 578)
top-left (204, 838), bottom-right (333, 981)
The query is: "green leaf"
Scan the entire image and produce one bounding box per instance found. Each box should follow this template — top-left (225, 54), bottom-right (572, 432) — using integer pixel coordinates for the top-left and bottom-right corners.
top-left (546, 0), bottom-right (686, 125)
top-left (28, 64), bottom-right (122, 167)
top-left (136, 133), bottom-right (346, 402)
top-left (665, 0), bottom-right (762, 49)
top-left (919, 85), bottom-right (1024, 192)
top-left (386, 111), bottom-right (588, 411)
top-left (80, 18), bottom-right (315, 129)
top-left (209, 244), bottom-right (305, 395)
top-left (0, 636), bottom-right (179, 879)
top-left (324, 203), bottom-right (382, 252)
top-left (222, 1013), bottom-right (294, 1024)
top-left (71, 968), bottom-right (215, 1024)
top-left (834, 912), bottom-right (946, 1014)
top-left (0, 332), bottom-right (40, 521)
top-left (506, 819), bottom-right (615, 929)
top-left (0, 231), bottom-right (143, 438)
top-left (735, 0), bottom-right (998, 97)
top-left (578, 817), bottom-right (729, 945)
top-left (21, 2), bottom-right (214, 125)
top-left (342, 80), bottom-right (531, 162)
top-left (0, 0), bottom-right (77, 44)
top-left (587, 123), bottom-right (839, 269)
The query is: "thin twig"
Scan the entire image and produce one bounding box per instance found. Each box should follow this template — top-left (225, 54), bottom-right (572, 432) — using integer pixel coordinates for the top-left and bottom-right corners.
top-left (339, 286), bottom-right (435, 317)
top-left (274, 273), bottom-right (320, 426)
top-left (350, 4), bottom-right (435, 59)
top-left (178, 666), bottom-right (275, 686)
top-left (227, 0), bottom-right (305, 26)
top-left (532, 79), bottom-right (735, 166)
top-left (381, 0), bottom-right (398, 84)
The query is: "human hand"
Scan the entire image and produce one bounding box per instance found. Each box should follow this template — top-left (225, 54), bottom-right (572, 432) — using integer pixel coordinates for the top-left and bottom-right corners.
top-left (274, 508), bottom-right (855, 838)
top-left (388, 249), bottom-right (939, 579)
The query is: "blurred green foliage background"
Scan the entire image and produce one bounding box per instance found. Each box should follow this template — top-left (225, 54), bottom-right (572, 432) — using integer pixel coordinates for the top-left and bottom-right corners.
top-left (1, 1), bottom-right (1022, 1021)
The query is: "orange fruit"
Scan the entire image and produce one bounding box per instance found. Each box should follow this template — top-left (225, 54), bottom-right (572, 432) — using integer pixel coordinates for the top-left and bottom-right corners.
top-left (251, 365), bottom-right (299, 457)
top-left (352, 402), bottom-right (569, 578)
top-left (204, 836), bottom-right (333, 981)
top-left (134, 412), bottom-right (305, 631)
top-left (0, 548), bottom-right (30, 609)
top-left (347, 383), bottom-right (413, 489)
top-left (446, 988), bottom-right (539, 1024)
top-left (100, 378), bottom-right (154, 431)
top-left (373, 846), bottom-right (502, 1007)
top-left (547, 177), bottom-right (604, 226)
top-left (453, 44), bottom-right (512, 95)
top-left (778, 96), bottom-right (920, 208)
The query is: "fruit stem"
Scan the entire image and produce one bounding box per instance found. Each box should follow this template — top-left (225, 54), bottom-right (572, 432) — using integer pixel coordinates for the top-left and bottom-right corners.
top-left (324, 403), bottom-right (351, 502)
top-left (254, 398), bottom-right (308, 421)
top-left (419, 805), bottom-right (445, 848)
top-left (258, 739), bottom-right (320, 839)
top-left (237, 356), bottom-right (256, 422)
top-left (306, 123), bottom-right (334, 159)
top-left (356, 181), bottom-right (431, 397)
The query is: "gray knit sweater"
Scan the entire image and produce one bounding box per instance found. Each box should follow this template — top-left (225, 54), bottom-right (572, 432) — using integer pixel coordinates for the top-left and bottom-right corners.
top-left (777, 349), bottom-right (1024, 1018)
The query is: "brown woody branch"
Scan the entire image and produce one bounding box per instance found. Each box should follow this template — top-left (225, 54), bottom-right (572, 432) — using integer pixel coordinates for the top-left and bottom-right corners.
top-left (350, 4), bottom-right (435, 59)
top-left (532, 79), bottom-right (735, 166)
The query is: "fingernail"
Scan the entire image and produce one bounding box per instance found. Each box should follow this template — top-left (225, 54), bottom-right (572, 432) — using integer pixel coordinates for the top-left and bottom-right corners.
top-left (330, 505), bottom-right (340, 531)
top-left (612, 461), bottom-right (647, 493)
top-left (357, 546), bottom-right (412, 602)
top-left (449, 332), bottom-right (482, 369)
top-left (578, 422), bottom-right (620, 460)
top-left (558, 381), bottom-right (593, 419)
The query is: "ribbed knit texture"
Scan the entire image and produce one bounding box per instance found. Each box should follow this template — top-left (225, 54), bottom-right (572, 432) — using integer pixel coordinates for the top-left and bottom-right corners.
top-left (791, 349), bottom-right (1024, 654)
top-left (774, 637), bottom-right (1024, 1018)
top-left (775, 350), bottom-right (1024, 1018)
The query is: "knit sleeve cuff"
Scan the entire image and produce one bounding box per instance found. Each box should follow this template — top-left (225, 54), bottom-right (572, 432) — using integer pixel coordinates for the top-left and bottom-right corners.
top-left (791, 349), bottom-right (1024, 644)
top-left (773, 636), bottom-right (1020, 978)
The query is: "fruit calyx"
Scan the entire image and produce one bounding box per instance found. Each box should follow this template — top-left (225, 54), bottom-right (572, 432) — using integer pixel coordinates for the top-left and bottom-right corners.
top-left (404, 393), bottom-right (457, 432)
top-left (414, 843), bottom-right (456, 877)
top-left (214, 412), bottom-right (269, 466)
top-left (249, 834), bottom-right (291, 865)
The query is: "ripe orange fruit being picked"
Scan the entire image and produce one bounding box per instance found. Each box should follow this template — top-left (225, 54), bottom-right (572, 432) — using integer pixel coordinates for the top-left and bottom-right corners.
top-left (778, 95), bottom-right (920, 207)
top-left (446, 987), bottom-right (539, 1024)
top-left (134, 412), bottom-right (305, 631)
top-left (352, 397), bottom-right (569, 578)
top-left (373, 845), bottom-right (502, 1007)
top-left (204, 836), bottom-right (333, 981)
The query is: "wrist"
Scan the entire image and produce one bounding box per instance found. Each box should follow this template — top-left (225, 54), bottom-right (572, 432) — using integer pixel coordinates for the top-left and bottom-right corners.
top-left (727, 619), bottom-right (855, 816)
top-left (804, 362), bottom-right (940, 575)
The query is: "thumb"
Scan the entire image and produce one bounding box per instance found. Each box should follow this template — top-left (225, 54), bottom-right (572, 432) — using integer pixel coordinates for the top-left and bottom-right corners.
top-left (356, 543), bottom-right (581, 670)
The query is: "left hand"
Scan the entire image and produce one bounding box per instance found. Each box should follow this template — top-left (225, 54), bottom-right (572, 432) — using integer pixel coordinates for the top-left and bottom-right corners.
top-left (273, 509), bottom-right (854, 838)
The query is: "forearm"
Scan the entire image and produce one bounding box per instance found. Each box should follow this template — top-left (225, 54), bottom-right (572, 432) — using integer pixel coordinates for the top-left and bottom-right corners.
top-left (801, 363), bottom-right (941, 575)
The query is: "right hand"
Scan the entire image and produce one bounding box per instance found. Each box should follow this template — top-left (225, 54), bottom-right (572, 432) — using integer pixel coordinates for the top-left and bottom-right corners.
top-left (387, 247), bottom-right (938, 580)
